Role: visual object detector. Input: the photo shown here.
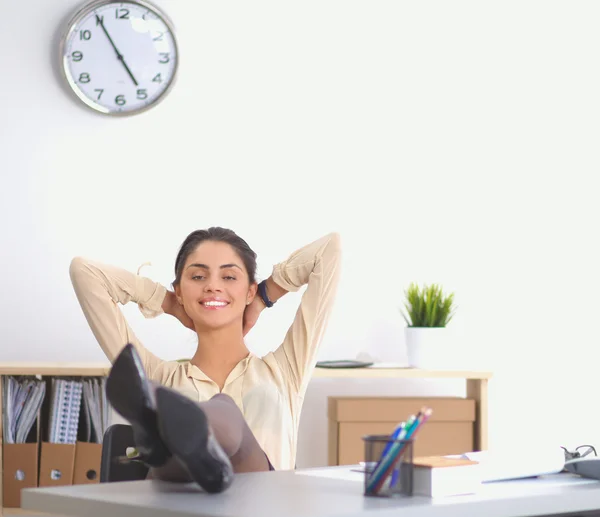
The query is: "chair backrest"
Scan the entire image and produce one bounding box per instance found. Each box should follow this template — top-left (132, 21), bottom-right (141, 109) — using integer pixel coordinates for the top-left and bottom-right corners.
top-left (100, 424), bottom-right (149, 482)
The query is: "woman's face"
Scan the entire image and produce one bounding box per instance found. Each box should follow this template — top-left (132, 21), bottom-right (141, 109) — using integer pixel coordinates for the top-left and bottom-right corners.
top-left (175, 240), bottom-right (257, 331)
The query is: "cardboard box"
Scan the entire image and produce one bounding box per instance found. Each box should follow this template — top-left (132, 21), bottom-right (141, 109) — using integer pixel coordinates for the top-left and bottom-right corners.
top-left (73, 441), bottom-right (102, 484)
top-left (328, 397), bottom-right (476, 466)
top-left (2, 443), bottom-right (39, 508)
top-left (38, 442), bottom-right (76, 487)
top-left (413, 455), bottom-right (481, 497)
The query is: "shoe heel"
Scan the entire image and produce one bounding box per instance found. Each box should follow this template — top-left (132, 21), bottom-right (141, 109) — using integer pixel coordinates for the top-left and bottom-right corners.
top-left (106, 344), bottom-right (153, 423)
top-left (106, 344), bottom-right (170, 466)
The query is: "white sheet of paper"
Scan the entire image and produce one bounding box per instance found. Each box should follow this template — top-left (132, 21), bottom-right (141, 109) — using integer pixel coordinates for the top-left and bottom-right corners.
top-left (446, 446), bottom-right (566, 483)
top-left (476, 474), bottom-right (598, 497)
top-left (295, 467), bottom-right (363, 483)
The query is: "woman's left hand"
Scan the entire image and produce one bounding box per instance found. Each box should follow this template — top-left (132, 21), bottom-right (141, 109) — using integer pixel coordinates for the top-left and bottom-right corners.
top-left (243, 296), bottom-right (265, 336)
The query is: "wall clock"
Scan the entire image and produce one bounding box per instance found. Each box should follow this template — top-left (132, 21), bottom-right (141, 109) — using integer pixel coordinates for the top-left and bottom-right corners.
top-left (60, 0), bottom-right (178, 115)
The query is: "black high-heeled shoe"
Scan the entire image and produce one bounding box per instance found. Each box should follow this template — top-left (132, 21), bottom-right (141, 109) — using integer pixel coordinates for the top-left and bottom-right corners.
top-left (155, 386), bottom-right (234, 493)
top-left (105, 344), bottom-right (171, 467)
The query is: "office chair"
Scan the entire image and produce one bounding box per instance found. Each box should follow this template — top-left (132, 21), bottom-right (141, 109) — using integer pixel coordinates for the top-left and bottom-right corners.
top-left (100, 424), bottom-right (149, 482)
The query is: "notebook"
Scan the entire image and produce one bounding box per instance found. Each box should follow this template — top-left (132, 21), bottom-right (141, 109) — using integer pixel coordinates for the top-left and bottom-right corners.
top-left (48, 378), bottom-right (83, 444)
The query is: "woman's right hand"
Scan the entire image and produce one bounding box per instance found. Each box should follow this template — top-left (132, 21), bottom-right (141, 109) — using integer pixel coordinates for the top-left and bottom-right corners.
top-left (162, 291), bottom-right (195, 331)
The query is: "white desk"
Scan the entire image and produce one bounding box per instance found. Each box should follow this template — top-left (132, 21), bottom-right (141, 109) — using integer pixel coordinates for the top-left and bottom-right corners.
top-left (21, 466), bottom-right (600, 517)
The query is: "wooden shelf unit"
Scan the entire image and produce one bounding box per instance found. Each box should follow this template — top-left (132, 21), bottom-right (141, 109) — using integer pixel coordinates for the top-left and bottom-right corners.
top-left (312, 367), bottom-right (492, 380)
top-left (313, 367), bottom-right (492, 453)
top-left (0, 363), bottom-right (110, 516)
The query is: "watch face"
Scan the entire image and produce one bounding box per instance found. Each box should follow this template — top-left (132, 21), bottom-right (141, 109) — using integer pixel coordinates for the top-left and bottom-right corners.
top-left (61, 0), bottom-right (178, 115)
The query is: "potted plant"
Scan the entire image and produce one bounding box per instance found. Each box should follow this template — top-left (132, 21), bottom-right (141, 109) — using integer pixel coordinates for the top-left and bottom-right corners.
top-left (401, 283), bottom-right (457, 369)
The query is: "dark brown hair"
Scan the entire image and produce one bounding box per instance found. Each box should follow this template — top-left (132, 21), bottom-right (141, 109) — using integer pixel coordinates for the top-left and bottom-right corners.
top-left (173, 227), bottom-right (257, 287)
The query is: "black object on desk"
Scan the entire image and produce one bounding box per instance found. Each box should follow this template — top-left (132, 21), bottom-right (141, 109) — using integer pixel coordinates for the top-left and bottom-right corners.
top-left (316, 360), bottom-right (374, 369)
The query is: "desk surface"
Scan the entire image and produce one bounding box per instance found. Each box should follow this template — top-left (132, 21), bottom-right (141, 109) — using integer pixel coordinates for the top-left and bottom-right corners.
top-left (21, 466), bottom-right (600, 517)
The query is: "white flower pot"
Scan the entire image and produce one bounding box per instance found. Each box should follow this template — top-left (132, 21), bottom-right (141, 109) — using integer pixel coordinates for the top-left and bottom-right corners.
top-left (405, 327), bottom-right (453, 369)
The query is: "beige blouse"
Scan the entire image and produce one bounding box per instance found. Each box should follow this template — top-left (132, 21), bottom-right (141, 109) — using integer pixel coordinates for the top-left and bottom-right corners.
top-left (69, 232), bottom-right (341, 470)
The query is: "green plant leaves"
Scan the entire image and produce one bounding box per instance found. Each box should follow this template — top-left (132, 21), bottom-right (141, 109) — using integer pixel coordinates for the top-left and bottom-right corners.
top-left (400, 283), bottom-right (456, 327)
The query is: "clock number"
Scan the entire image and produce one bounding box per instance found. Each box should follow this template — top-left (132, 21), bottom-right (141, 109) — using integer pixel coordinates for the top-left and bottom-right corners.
top-left (115, 8), bottom-right (130, 19)
top-left (94, 88), bottom-right (104, 100)
top-left (136, 89), bottom-right (148, 100)
top-left (115, 95), bottom-right (126, 106)
top-left (153, 31), bottom-right (164, 41)
top-left (72, 51), bottom-right (83, 62)
top-left (95, 15), bottom-right (104, 26)
top-left (152, 73), bottom-right (162, 83)
top-left (79, 73), bottom-right (91, 83)
top-left (79, 30), bottom-right (91, 40)
top-left (159, 53), bottom-right (170, 64)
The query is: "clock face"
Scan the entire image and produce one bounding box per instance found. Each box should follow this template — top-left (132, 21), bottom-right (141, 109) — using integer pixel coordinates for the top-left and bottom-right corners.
top-left (61, 0), bottom-right (178, 115)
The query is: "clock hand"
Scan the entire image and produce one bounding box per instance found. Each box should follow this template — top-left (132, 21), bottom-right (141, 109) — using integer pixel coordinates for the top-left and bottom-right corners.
top-left (95, 14), bottom-right (138, 87)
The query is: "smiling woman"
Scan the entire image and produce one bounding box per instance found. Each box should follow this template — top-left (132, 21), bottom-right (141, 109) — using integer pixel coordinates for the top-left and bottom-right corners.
top-left (69, 228), bottom-right (341, 492)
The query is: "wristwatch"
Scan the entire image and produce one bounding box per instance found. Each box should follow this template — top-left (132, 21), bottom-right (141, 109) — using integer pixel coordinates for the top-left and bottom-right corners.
top-left (258, 280), bottom-right (275, 308)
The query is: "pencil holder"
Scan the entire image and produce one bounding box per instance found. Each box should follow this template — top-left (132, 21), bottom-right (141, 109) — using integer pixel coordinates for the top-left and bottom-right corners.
top-left (362, 435), bottom-right (414, 498)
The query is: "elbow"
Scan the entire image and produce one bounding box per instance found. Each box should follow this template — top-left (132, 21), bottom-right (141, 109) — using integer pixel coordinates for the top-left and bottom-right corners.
top-left (69, 256), bottom-right (90, 283)
top-left (320, 232), bottom-right (342, 273)
top-left (325, 232), bottom-right (342, 257)
top-left (327, 231), bottom-right (341, 248)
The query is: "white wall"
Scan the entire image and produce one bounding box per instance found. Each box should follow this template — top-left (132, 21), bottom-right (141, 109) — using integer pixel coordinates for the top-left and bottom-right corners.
top-left (2, 0), bottom-right (600, 468)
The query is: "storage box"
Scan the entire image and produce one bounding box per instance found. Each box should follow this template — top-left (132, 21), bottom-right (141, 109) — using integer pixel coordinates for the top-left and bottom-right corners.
top-left (327, 397), bottom-right (476, 466)
top-left (38, 442), bottom-right (76, 487)
top-left (73, 441), bottom-right (102, 484)
top-left (2, 443), bottom-right (39, 508)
